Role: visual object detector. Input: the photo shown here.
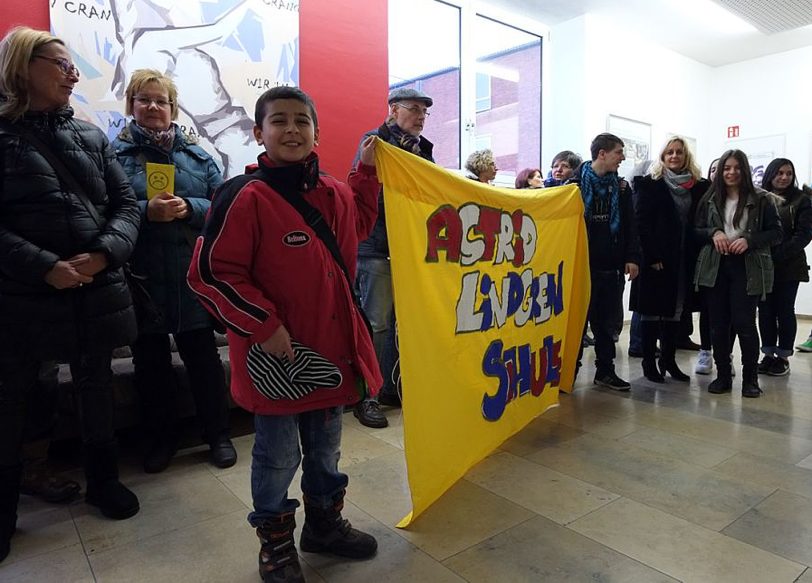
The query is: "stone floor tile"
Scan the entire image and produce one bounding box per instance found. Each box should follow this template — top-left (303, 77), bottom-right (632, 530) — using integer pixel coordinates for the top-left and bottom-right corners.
top-left (570, 497), bottom-right (805, 582)
top-left (465, 451), bottom-right (618, 524)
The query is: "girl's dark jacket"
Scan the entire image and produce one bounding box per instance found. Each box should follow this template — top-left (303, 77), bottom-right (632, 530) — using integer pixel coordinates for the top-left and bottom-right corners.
top-left (693, 187), bottom-right (782, 299)
top-left (770, 185), bottom-right (812, 283)
top-left (630, 174), bottom-right (710, 316)
top-left (0, 108), bottom-right (140, 359)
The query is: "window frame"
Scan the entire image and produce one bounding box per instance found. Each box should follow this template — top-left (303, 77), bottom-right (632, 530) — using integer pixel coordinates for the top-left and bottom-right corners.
top-left (388, 0), bottom-right (548, 172)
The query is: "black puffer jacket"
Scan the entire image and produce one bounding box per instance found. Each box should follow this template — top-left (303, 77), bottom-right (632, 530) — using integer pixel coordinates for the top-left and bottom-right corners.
top-left (0, 108), bottom-right (140, 359)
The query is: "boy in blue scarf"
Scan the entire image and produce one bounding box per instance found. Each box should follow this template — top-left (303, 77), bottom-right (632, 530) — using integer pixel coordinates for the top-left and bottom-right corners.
top-left (568, 133), bottom-right (640, 390)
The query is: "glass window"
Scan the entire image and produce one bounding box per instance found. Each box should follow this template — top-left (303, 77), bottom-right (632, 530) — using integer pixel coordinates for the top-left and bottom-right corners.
top-left (388, 1), bottom-right (542, 174)
top-left (475, 73), bottom-right (491, 112)
top-left (472, 16), bottom-right (541, 178)
top-left (389, 0), bottom-right (461, 169)
top-left (474, 134), bottom-right (492, 151)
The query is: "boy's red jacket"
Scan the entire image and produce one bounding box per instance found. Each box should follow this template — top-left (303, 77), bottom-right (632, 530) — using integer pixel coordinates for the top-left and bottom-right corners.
top-left (187, 152), bottom-right (383, 415)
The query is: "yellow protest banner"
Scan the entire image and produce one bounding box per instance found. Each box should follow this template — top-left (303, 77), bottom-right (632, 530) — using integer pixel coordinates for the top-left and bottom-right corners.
top-left (146, 162), bottom-right (175, 199)
top-left (374, 140), bottom-right (590, 527)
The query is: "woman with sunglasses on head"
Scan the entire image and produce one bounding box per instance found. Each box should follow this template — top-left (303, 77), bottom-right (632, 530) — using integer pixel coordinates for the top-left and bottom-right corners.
top-left (0, 27), bottom-right (141, 561)
top-left (694, 150), bottom-right (781, 398)
top-left (756, 158), bottom-right (812, 377)
top-left (112, 69), bottom-right (236, 474)
top-left (631, 137), bottom-right (709, 383)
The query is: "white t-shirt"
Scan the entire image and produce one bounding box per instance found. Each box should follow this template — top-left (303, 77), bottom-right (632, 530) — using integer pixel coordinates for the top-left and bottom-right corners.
top-left (724, 197), bottom-right (747, 240)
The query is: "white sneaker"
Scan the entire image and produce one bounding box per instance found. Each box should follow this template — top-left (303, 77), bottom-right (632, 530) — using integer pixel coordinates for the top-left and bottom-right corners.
top-left (695, 350), bottom-right (713, 375)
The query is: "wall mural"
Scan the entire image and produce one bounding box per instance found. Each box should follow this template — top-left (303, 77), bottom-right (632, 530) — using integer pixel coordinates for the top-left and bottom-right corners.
top-left (51, 0), bottom-right (299, 177)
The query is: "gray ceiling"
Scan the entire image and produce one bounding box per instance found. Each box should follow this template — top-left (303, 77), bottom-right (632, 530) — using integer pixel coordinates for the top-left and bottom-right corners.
top-left (717, 0), bottom-right (812, 34)
top-left (484, 0), bottom-right (812, 66)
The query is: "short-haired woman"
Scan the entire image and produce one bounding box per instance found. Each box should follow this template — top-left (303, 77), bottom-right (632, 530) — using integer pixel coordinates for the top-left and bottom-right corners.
top-left (515, 167), bottom-right (542, 189)
top-left (465, 149), bottom-right (497, 184)
top-left (544, 150), bottom-right (582, 187)
top-left (113, 69), bottom-right (236, 473)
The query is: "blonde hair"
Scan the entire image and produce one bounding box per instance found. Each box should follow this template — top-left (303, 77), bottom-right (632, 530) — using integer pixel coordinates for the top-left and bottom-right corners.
top-left (124, 68), bottom-right (179, 120)
top-left (465, 149), bottom-right (496, 177)
top-left (0, 27), bottom-right (66, 120)
top-left (650, 136), bottom-right (702, 181)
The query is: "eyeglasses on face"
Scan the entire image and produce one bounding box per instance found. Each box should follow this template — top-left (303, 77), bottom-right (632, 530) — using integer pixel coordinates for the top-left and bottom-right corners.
top-left (32, 55), bottom-right (80, 77)
top-left (394, 103), bottom-right (430, 116)
top-left (133, 96), bottom-right (173, 109)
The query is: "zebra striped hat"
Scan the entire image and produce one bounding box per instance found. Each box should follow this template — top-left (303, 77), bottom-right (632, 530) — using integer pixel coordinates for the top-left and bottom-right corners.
top-left (247, 342), bottom-right (343, 401)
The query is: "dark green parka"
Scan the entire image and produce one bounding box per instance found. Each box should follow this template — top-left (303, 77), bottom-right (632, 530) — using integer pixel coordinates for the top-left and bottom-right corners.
top-left (693, 188), bottom-right (782, 299)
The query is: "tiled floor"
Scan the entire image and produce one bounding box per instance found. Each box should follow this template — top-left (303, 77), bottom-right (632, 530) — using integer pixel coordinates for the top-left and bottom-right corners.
top-left (3, 326), bottom-right (812, 582)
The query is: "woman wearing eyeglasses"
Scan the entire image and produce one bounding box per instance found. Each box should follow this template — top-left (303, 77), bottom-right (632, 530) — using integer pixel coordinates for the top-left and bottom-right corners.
top-left (112, 69), bottom-right (236, 474)
top-left (0, 27), bottom-right (141, 561)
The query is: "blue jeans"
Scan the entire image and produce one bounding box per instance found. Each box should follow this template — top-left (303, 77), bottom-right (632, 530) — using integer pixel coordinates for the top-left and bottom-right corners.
top-left (356, 257), bottom-right (398, 396)
top-left (248, 407), bottom-right (348, 524)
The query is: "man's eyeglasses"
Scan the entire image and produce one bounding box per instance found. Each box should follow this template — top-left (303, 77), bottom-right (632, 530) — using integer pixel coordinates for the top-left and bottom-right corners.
top-left (134, 96), bottom-right (174, 109)
top-left (394, 103), bottom-right (430, 116)
top-left (32, 55), bottom-right (80, 77)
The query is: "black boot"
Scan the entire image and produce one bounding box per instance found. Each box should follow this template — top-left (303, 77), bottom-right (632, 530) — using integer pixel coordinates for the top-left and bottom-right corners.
top-left (708, 359), bottom-right (733, 394)
top-left (658, 322), bottom-right (690, 382)
top-left (256, 512), bottom-right (305, 583)
top-left (0, 465), bottom-right (21, 563)
top-left (741, 367), bottom-right (763, 398)
top-left (84, 443), bottom-right (139, 520)
top-left (300, 490), bottom-right (377, 559)
top-left (641, 321), bottom-right (664, 383)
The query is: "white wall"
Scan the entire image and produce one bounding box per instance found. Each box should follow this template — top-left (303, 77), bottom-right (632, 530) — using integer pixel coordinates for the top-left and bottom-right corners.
top-left (710, 46), bottom-right (812, 315)
top-left (542, 15), bottom-right (588, 168)
top-left (546, 16), bottom-right (812, 316)
top-left (709, 46), bottom-right (812, 185)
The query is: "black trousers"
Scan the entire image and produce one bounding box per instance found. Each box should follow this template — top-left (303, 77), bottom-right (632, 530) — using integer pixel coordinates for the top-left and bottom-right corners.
top-left (758, 280), bottom-right (800, 358)
top-left (0, 350), bottom-right (116, 469)
top-left (578, 269), bottom-right (623, 376)
top-left (706, 255), bottom-right (759, 378)
top-left (132, 328), bottom-right (230, 446)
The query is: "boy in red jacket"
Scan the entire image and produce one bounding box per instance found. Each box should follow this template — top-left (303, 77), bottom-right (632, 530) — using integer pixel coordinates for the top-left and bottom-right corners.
top-left (188, 86), bottom-right (382, 583)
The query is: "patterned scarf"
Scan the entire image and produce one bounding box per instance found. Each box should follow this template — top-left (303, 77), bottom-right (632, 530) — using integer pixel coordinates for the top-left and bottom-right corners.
top-left (385, 119), bottom-right (423, 156)
top-left (662, 168), bottom-right (695, 225)
top-left (580, 161), bottom-right (621, 236)
top-left (134, 122), bottom-right (176, 152)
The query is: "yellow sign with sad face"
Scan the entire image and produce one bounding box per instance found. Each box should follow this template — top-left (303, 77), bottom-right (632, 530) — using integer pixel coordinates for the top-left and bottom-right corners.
top-left (146, 162), bottom-right (175, 199)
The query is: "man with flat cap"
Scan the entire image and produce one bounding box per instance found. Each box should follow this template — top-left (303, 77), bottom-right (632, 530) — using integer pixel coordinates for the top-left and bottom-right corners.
top-left (351, 87), bottom-right (435, 428)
